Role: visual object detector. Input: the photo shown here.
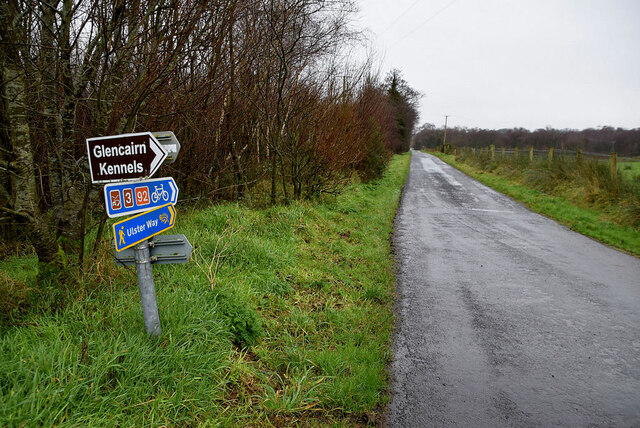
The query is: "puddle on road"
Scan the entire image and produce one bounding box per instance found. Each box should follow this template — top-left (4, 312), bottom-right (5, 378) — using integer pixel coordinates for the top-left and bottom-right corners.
top-left (469, 208), bottom-right (513, 214)
top-left (420, 157), bottom-right (463, 187)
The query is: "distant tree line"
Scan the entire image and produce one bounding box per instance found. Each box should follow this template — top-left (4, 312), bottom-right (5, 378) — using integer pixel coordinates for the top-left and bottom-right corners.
top-left (414, 125), bottom-right (640, 156)
top-left (0, 0), bottom-right (419, 285)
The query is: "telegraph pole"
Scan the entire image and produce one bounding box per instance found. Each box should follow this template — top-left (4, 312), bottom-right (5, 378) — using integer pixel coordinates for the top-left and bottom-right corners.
top-left (443, 115), bottom-right (449, 145)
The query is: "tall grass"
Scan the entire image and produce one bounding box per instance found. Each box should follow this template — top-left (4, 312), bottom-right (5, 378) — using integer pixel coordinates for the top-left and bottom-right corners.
top-left (0, 154), bottom-right (410, 426)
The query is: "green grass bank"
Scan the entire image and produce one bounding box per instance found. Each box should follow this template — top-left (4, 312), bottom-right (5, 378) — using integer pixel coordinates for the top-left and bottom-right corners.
top-left (0, 154), bottom-right (410, 426)
top-left (432, 152), bottom-right (640, 256)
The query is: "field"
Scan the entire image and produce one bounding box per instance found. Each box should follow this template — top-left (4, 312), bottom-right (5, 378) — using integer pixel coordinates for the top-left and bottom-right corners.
top-left (0, 154), bottom-right (410, 426)
top-left (619, 161), bottom-right (640, 181)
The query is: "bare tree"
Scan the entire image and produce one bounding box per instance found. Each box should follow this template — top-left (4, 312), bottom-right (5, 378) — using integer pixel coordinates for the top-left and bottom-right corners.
top-left (1, 0), bottom-right (417, 293)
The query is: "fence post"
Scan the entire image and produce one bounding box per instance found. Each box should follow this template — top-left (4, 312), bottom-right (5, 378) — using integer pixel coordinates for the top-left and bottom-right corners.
top-left (610, 152), bottom-right (617, 180)
top-left (529, 146), bottom-right (534, 162)
top-left (501, 147), bottom-right (505, 159)
top-left (490, 145), bottom-right (495, 160)
top-left (514, 147), bottom-right (519, 159)
top-left (548, 147), bottom-right (554, 167)
top-left (576, 149), bottom-right (582, 164)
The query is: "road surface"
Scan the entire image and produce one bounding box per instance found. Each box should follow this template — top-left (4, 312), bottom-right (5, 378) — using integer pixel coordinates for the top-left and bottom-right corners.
top-left (387, 151), bottom-right (640, 427)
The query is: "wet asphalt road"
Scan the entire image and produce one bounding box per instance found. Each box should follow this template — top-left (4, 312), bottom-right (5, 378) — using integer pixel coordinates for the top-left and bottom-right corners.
top-left (387, 151), bottom-right (640, 427)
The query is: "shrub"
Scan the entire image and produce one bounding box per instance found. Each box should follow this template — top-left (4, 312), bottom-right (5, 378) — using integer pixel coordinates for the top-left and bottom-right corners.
top-left (216, 290), bottom-right (264, 348)
top-left (357, 122), bottom-right (389, 182)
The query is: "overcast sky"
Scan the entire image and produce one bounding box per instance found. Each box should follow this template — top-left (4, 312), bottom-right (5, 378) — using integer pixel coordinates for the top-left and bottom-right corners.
top-left (354, 0), bottom-right (640, 131)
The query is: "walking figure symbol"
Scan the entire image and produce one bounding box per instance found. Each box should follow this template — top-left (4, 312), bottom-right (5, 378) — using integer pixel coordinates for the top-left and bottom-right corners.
top-left (119, 227), bottom-right (126, 246)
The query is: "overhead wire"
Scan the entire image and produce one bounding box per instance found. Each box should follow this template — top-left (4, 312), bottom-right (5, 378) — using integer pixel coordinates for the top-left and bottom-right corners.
top-left (389, 0), bottom-right (459, 47)
top-left (379, 0), bottom-right (422, 35)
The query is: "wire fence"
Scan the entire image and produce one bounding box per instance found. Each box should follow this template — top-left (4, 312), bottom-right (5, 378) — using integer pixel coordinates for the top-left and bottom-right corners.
top-left (453, 145), bottom-right (640, 182)
top-left (466, 146), bottom-right (637, 162)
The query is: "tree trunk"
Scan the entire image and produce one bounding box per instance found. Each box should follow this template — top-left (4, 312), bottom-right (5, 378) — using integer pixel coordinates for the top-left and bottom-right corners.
top-left (270, 143), bottom-right (277, 204)
top-left (1, 2), bottom-right (67, 284)
top-left (2, 57), bottom-right (64, 283)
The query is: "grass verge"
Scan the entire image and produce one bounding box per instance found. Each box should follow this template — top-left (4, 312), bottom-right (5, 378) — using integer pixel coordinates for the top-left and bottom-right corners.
top-left (432, 152), bottom-right (640, 256)
top-left (0, 154), bottom-right (410, 426)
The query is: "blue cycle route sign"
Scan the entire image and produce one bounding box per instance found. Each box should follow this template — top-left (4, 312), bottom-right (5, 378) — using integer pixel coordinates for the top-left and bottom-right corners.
top-left (113, 203), bottom-right (176, 252)
top-left (104, 177), bottom-right (178, 218)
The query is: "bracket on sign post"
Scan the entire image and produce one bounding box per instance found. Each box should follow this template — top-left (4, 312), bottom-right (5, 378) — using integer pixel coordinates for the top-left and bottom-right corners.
top-left (153, 131), bottom-right (181, 164)
top-left (113, 234), bottom-right (193, 266)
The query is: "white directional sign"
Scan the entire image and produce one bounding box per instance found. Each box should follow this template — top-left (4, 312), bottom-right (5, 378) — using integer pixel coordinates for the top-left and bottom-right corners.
top-left (86, 132), bottom-right (168, 183)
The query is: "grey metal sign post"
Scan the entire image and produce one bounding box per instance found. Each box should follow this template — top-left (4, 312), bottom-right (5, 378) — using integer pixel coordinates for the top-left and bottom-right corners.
top-left (134, 240), bottom-right (161, 336)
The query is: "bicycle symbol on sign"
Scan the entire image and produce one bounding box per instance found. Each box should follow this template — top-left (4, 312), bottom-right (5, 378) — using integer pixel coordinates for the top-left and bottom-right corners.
top-left (151, 184), bottom-right (169, 203)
